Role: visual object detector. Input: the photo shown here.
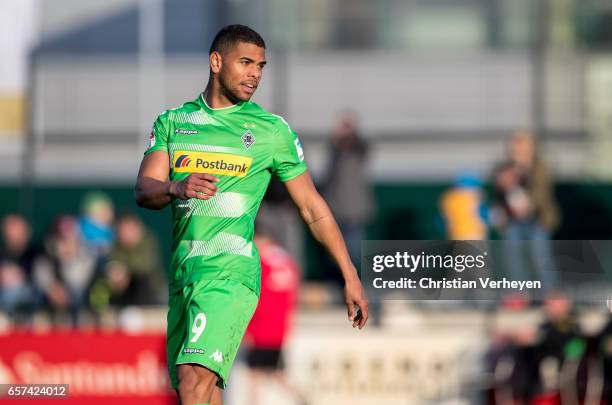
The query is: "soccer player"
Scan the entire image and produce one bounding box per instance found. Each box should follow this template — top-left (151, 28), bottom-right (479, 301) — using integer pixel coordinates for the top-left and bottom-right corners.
top-left (134, 24), bottom-right (369, 405)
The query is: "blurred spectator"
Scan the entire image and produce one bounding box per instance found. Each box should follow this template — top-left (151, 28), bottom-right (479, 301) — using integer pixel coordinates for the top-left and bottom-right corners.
top-left (486, 321), bottom-right (540, 404)
top-left (439, 172), bottom-right (488, 240)
top-left (0, 214), bottom-right (36, 319)
top-left (536, 293), bottom-right (583, 404)
top-left (90, 214), bottom-right (166, 310)
top-left (492, 130), bottom-right (559, 291)
top-left (34, 215), bottom-right (98, 326)
top-left (596, 313), bottom-right (612, 404)
top-left (244, 224), bottom-right (307, 405)
top-left (486, 293), bottom-right (581, 405)
top-left (538, 293), bottom-right (579, 364)
top-left (323, 111), bottom-right (375, 269)
top-left (78, 192), bottom-right (115, 257)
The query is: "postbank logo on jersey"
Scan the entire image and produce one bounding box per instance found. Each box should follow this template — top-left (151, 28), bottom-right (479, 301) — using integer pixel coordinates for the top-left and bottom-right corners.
top-left (175, 154), bottom-right (192, 168)
top-left (173, 151), bottom-right (252, 177)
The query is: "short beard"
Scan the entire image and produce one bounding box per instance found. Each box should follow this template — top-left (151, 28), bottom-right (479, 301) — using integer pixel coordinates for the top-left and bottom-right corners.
top-left (218, 71), bottom-right (244, 104)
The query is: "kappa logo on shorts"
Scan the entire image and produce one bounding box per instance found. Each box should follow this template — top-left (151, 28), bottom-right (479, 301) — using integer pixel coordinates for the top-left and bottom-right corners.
top-left (184, 348), bottom-right (205, 355)
top-left (210, 350), bottom-right (223, 364)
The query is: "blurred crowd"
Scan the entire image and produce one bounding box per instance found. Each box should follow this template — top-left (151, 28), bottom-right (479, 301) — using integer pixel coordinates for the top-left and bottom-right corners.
top-left (440, 129), bottom-right (560, 295)
top-left (440, 129), bottom-right (558, 241)
top-left (485, 294), bottom-right (612, 405)
top-left (0, 192), bottom-right (166, 327)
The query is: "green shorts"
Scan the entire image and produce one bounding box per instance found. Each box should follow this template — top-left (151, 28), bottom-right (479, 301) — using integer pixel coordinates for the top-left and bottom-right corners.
top-left (166, 279), bottom-right (258, 389)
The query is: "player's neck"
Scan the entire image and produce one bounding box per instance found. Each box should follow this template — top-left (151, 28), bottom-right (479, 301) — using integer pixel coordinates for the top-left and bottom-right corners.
top-left (203, 83), bottom-right (240, 109)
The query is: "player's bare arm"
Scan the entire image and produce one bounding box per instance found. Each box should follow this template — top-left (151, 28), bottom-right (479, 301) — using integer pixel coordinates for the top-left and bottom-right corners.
top-left (135, 150), bottom-right (219, 209)
top-left (284, 171), bottom-right (369, 329)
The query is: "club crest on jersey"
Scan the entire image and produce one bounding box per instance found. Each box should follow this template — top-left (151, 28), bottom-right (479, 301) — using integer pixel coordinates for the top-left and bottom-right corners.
top-left (241, 130), bottom-right (255, 149)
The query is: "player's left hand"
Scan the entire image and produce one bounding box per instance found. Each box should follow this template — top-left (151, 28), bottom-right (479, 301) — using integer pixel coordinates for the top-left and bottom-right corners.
top-left (344, 278), bottom-right (369, 329)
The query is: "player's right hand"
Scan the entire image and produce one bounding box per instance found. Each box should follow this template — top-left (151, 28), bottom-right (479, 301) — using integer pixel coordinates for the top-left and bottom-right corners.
top-left (171, 173), bottom-right (219, 200)
top-left (344, 278), bottom-right (369, 329)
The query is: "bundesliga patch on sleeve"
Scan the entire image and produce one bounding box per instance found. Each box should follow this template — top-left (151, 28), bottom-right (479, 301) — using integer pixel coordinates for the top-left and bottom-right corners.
top-left (148, 132), bottom-right (156, 148)
top-left (294, 138), bottom-right (304, 161)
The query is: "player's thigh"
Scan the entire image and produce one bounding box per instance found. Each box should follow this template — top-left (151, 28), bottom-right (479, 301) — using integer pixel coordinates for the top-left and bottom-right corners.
top-left (177, 279), bottom-right (258, 387)
top-left (177, 363), bottom-right (218, 392)
top-left (210, 385), bottom-right (223, 405)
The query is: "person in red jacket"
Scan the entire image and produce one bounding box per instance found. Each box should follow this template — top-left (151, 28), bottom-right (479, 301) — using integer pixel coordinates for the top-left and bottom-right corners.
top-left (244, 225), bottom-right (307, 405)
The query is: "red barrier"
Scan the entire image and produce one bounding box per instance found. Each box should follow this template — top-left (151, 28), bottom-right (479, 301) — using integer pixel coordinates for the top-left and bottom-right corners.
top-left (0, 331), bottom-right (176, 405)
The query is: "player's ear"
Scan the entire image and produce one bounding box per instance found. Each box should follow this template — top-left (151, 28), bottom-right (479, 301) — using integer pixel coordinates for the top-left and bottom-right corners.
top-left (210, 51), bottom-right (222, 74)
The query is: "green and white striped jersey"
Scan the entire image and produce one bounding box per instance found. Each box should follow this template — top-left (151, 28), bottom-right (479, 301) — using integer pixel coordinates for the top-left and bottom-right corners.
top-left (145, 94), bottom-right (307, 295)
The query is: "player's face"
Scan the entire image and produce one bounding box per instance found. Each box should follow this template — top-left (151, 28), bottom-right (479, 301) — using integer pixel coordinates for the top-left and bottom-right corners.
top-left (216, 42), bottom-right (266, 102)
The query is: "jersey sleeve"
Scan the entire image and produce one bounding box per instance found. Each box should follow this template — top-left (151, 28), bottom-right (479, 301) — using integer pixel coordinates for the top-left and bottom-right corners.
top-left (271, 117), bottom-right (308, 182)
top-left (144, 111), bottom-right (170, 155)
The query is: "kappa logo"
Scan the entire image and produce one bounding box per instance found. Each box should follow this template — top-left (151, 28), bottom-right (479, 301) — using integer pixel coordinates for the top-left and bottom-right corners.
top-left (175, 128), bottom-right (198, 135)
top-left (241, 130), bottom-right (255, 149)
top-left (183, 348), bottom-right (205, 355)
top-left (210, 350), bottom-right (223, 364)
top-left (175, 154), bottom-right (192, 168)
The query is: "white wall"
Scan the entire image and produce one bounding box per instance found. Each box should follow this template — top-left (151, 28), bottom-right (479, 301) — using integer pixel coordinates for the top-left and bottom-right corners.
top-left (39, 0), bottom-right (137, 39)
top-left (33, 51), bottom-right (586, 138)
top-left (20, 51), bottom-right (592, 183)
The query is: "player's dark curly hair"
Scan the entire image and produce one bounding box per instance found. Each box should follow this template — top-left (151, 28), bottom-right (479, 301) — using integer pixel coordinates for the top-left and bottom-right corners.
top-left (209, 25), bottom-right (266, 55)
